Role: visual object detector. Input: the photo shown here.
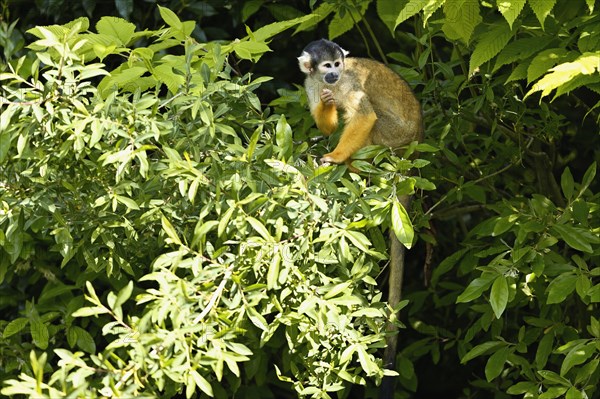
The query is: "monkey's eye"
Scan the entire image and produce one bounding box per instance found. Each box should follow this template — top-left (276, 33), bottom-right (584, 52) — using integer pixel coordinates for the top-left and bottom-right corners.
top-left (334, 61), bottom-right (341, 67)
top-left (323, 62), bottom-right (332, 68)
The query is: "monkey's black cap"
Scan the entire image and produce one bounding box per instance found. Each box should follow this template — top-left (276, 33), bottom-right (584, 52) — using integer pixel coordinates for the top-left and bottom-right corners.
top-left (301, 39), bottom-right (347, 65)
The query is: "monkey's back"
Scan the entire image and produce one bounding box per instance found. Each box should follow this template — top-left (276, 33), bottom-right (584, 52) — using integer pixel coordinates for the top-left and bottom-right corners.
top-left (343, 58), bottom-right (423, 150)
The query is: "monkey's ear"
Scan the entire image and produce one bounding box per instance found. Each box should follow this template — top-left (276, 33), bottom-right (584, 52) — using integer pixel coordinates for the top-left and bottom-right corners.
top-left (298, 51), bottom-right (313, 74)
top-left (341, 48), bottom-right (349, 57)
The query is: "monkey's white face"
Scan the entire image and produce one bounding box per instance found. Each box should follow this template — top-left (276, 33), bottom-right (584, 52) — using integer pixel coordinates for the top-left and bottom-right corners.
top-left (317, 58), bottom-right (344, 85)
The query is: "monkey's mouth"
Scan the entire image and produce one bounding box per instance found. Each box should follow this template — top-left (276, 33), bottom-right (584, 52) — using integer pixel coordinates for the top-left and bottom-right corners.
top-left (324, 73), bottom-right (339, 84)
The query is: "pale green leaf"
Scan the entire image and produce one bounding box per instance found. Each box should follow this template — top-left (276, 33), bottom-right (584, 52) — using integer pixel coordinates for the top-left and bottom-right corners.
top-left (95, 16), bottom-right (135, 46)
top-left (190, 369), bottom-right (214, 397)
top-left (161, 215), bottom-right (182, 246)
top-left (395, 0), bottom-right (429, 29)
top-left (158, 5), bottom-right (183, 29)
top-left (442, 0), bottom-right (482, 44)
top-left (71, 306), bottom-right (110, 317)
top-left (526, 48), bottom-right (569, 84)
top-left (247, 217), bottom-right (271, 241)
top-left (423, 0), bottom-right (445, 24)
top-left (114, 281), bottom-right (133, 310)
top-left (585, 0), bottom-right (595, 13)
top-left (527, 53), bottom-right (600, 99)
top-left (498, 0), bottom-right (526, 29)
top-left (391, 197), bottom-right (414, 249)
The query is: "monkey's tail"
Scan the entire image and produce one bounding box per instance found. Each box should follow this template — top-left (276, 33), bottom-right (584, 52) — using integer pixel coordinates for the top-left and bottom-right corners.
top-left (379, 195), bottom-right (410, 399)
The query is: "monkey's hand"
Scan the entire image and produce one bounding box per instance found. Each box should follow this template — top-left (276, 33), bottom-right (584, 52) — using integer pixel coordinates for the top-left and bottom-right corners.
top-left (320, 89), bottom-right (335, 106)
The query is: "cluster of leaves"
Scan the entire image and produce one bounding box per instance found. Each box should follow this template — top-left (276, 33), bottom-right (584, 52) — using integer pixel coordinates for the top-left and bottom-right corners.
top-left (0, 5), bottom-right (435, 399)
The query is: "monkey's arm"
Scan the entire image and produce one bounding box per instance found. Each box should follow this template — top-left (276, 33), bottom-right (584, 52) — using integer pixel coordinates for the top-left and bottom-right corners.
top-left (321, 92), bottom-right (376, 164)
top-left (312, 89), bottom-right (338, 135)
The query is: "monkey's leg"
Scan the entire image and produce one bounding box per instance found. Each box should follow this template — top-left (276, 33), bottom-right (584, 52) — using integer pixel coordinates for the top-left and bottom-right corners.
top-left (380, 194), bottom-right (410, 399)
top-left (321, 112), bottom-right (377, 163)
top-left (313, 101), bottom-right (338, 135)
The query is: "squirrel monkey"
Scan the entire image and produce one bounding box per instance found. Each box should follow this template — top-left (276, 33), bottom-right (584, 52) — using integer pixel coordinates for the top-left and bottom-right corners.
top-left (297, 38), bottom-right (423, 164)
top-left (298, 39), bottom-right (423, 397)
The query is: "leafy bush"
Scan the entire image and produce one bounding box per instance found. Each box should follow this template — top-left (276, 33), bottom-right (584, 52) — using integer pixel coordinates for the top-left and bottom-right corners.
top-left (0, 6), bottom-right (432, 398)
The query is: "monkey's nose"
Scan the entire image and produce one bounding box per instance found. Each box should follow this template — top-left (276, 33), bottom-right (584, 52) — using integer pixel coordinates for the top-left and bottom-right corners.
top-left (324, 73), bottom-right (339, 84)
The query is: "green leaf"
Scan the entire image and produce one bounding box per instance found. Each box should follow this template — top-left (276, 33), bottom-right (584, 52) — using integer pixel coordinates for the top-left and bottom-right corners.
top-left (552, 224), bottom-right (593, 253)
top-left (535, 333), bottom-right (554, 368)
top-left (398, 355), bottom-right (415, 379)
top-left (95, 16), bottom-right (135, 46)
top-left (190, 369), bottom-right (214, 397)
top-left (232, 40), bottom-right (271, 61)
top-left (246, 306), bottom-right (268, 332)
top-left (71, 306), bottom-right (110, 317)
top-left (469, 22), bottom-right (513, 76)
top-left (461, 341), bottom-right (505, 363)
top-left (114, 281), bottom-right (133, 310)
top-left (442, 0), bottom-right (482, 44)
top-left (538, 370), bottom-right (571, 386)
top-left (395, 0), bottom-right (429, 29)
top-left (391, 197), bottom-right (414, 249)
top-left (73, 326), bottom-right (96, 353)
top-left (580, 162), bottom-right (596, 195)
top-left (247, 217), bottom-right (272, 241)
top-left (527, 52), bottom-right (600, 99)
top-left (494, 36), bottom-right (553, 72)
top-left (377, 0), bottom-right (409, 34)
top-left (252, 15), bottom-right (313, 42)
top-left (585, 0), bottom-right (595, 12)
top-left (161, 215), bottom-right (182, 246)
top-left (526, 48), bottom-right (569, 84)
top-left (485, 346), bottom-right (510, 381)
top-left (323, 281), bottom-right (352, 300)
top-left (457, 272), bottom-right (496, 303)
top-left (528, 0), bottom-right (556, 26)
top-left (3, 318), bottom-right (29, 338)
top-left (507, 381), bottom-right (539, 395)
top-left (431, 248), bottom-right (469, 287)
top-left (30, 320), bottom-right (49, 349)
top-left (267, 252), bottom-right (280, 290)
top-left (546, 274), bottom-right (578, 304)
top-left (561, 167), bottom-right (575, 200)
top-left (490, 275), bottom-right (509, 318)
top-left (329, 4), bottom-right (365, 40)
top-left (561, 342), bottom-right (595, 376)
top-left (566, 387), bottom-right (584, 399)
top-left (498, 0), bottom-right (526, 29)
top-left (158, 5), bottom-right (183, 30)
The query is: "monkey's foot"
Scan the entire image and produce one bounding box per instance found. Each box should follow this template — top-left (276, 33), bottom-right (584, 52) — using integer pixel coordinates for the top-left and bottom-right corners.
top-left (321, 152), bottom-right (347, 164)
